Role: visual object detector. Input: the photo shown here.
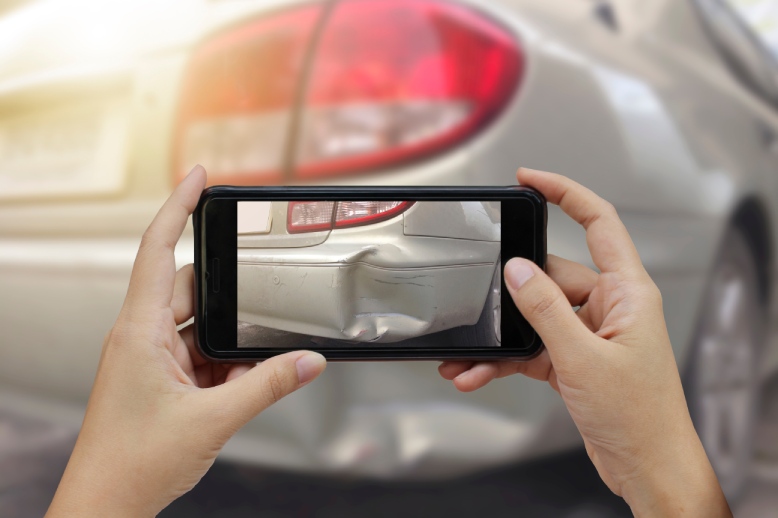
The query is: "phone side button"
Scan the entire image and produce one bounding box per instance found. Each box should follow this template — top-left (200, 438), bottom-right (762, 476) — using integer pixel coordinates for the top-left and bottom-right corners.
top-left (212, 258), bottom-right (221, 293)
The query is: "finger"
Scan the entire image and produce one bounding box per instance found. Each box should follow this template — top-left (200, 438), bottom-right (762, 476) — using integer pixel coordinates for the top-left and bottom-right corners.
top-left (178, 323), bottom-right (206, 365)
top-left (452, 362), bottom-right (500, 392)
top-left (174, 323), bottom-right (208, 372)
top-left (205, 351), bottom-right (326, 433)
top-left (172, 264), bottom-right (195, 325)
top-left (546, 255), bottom-right (598, 307)
top-left (504, 258), bottom-right (594, 365)
top-left (517, 168), bottom-right (643, 276)
top-left (449, 349), bottom-right (555, 392)
top-left (500, 350), bottom-right (559, 393)
top-left (171, 333), bottom-right (195, 384)
top-left (178, 324), bottom-right (210, 367)
top-left (170, 323), bottom-right (212, 386)
top-left (126, 165), bottom-right (206, 310)
top-left (224, 364), bottom-right (253, 383)
top-left (438, 361), bottom-right (474, 380)
top-left (574, 304), bottom-right (598, 333)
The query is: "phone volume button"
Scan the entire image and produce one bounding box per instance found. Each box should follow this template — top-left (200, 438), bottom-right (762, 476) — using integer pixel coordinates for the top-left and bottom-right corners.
top-left (212, 258), bottom-right (221, 293)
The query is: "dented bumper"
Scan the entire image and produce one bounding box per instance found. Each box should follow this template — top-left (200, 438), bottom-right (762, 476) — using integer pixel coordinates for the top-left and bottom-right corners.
top-left (238, 234), bottom-right (499, 342)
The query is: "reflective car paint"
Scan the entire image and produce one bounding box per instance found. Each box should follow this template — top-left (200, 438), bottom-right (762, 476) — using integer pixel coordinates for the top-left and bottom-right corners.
top-left (237, 202), bottom-right (500, 343)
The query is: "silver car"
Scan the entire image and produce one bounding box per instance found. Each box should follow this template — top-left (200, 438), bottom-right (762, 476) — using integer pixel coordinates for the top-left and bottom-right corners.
top-left (237, 200), bottom-right (501, 345)
top-left (0, 0), bottom-right (776, 501)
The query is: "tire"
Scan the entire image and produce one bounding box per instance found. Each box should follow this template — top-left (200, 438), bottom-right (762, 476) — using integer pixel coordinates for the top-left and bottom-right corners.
top-left (685, 225), bottom-right (765, 502)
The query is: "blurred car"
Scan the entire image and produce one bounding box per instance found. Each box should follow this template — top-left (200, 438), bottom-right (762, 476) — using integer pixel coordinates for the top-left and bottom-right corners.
top-left (1, 0), bottom-right (777, 501)
top-left (237, 200), bottom-right (501, 345)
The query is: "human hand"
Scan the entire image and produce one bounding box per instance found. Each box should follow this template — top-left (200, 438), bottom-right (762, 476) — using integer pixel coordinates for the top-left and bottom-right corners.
top-left (46, 166), bottom-right (327, 517)
top-left (439, 169), bottom-right (731, 517)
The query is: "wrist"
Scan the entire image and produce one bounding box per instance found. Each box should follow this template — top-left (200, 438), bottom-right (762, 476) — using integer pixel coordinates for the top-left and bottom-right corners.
top-left (47, 495), bottom-right (145, 518)
top-left (46, 443), bottom-right (156, 518)
top-left (47, 483), bottom-right (149, 518)
top-left (621, 425), bottom-right (731, 517)
top-left (47, 476), bottom-right (152, 518)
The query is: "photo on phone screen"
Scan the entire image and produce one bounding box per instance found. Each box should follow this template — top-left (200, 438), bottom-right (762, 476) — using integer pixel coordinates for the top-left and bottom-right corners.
top-left (236, 200), bottom-right (504, 349)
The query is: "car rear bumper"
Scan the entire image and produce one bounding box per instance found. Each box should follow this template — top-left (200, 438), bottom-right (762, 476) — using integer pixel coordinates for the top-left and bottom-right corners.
top-left (0, 207), bottom-right (722, 478)
top-left (238, 238), bottom-right (499, 343)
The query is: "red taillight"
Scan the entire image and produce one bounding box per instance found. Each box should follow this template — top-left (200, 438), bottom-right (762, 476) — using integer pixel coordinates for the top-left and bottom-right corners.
top-left (174, 6), bottom-right (322, 185)
top-left (286, 200), bottom-right (336, 233)
top-left (294, 0), bottom-right (523, 179)
top-left (287, 201), bottom-right (414, 233)
top-left (175, 1), bottom-right (522, 185)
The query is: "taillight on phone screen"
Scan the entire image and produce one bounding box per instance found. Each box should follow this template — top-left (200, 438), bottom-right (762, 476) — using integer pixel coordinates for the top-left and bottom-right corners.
top-left (294, 0), bottom-right (522, 178)
top-left (333, 201), bottom-right (413, 228)
top-left (287, 201), bottom-right (414, 233)
top-left (287, 201), bottom-right (336, 233)
top-left (174, 7), bottom-right (322, 185)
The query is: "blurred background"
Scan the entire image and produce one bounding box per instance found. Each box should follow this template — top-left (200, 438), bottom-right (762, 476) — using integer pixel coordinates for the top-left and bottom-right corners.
top-left (2, 0), bottom-right (778, 515)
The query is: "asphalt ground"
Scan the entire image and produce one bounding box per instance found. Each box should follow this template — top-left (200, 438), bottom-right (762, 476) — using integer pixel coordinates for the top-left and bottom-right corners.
top-left (1, 404), bottom-right (775, 518)
top-left (237, 321), bottom-right (489, 349)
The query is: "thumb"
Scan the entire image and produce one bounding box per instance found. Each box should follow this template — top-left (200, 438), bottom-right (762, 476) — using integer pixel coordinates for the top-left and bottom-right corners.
top-left (504, 258), bottom-right (592, 363)
top-left (207, 351), bottom-right (326, 432)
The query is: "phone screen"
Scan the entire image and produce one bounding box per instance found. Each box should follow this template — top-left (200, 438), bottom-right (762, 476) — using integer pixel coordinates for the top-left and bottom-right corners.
top-left (197, 188), bottom-right (545, 360)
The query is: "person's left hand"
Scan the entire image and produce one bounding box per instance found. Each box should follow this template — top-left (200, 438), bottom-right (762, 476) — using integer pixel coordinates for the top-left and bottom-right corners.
top-left (46, 166), bottom-right (327, 518)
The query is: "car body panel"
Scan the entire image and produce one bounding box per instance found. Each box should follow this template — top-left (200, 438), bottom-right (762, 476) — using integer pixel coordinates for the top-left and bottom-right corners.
top-left (238, 203), bottom-right (500, 342)
top-left (238, 261), bottom-right (495, 343)
top-left (238, 201), bottom-right (332, 248)
top-left (403, 201), bottom-right (501, 241)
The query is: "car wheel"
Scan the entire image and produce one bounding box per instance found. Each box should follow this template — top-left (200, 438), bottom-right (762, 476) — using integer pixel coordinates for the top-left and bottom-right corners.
top-left (685, 225), bottom-right (765, 501)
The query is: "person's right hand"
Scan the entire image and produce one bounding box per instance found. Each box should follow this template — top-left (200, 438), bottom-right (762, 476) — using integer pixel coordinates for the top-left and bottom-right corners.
top-left (440, 168), bottom-right (731, 517)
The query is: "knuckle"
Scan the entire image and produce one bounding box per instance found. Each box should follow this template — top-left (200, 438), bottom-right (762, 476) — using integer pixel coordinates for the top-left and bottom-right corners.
top-left (139, 225), bottom-right (174, 255)
top-left (106, 320), bottom-right (131, 346)
top-left (600, 200), bottom-right (619, 219)
top-left (524, 289), bottom-right (562, 323)
top-left (138, 229), bottom-right (158, 254)
top-left (264, 369), bottom-right (288, 405)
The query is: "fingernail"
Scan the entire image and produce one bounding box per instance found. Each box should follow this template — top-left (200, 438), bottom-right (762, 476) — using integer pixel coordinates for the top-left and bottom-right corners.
top-left (454, 371), bottom-right (470, 382)
top-left (296, 352), bottom-right (326, 385)
top-left (504, 259), bottom-right (535, 290)
top-left (187, 164), bottom-right (204, 179)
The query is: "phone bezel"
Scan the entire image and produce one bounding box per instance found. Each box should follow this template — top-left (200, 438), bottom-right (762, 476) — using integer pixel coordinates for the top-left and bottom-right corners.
top-left (194, 186), bottom-right (547, 361)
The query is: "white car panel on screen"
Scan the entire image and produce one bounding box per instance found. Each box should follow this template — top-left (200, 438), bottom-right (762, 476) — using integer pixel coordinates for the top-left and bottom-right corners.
top-left (237, 201), bottom-right (500, 343)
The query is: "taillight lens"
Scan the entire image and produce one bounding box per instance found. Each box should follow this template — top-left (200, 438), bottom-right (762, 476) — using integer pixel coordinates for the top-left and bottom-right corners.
top-left (174, 6), bottom-right (322, 185)
top-left (287, 201), bottom-right (336, 233)
top-left (287, 201), bottom-right (414, 233)
top-left (175, 1), bottom-right (522, 185)
top-left (294, 0), bottom-right (522, 178)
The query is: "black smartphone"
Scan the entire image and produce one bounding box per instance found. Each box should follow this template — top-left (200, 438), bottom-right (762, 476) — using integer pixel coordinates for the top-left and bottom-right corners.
top-left (194, 186), bottom-right (547, 361)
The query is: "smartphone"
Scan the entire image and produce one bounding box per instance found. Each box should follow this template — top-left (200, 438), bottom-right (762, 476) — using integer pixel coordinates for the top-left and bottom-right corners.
top-left (194, 186), bottom-right (547, 361)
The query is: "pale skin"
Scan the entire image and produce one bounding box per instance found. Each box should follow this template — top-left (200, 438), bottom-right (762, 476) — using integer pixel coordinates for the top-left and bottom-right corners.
top-left (46, 166), bottom-right (729, 517)
top-left (46, 165), bottom-right (327, 517)
top-left (440, 168), bottom-right (731, 517)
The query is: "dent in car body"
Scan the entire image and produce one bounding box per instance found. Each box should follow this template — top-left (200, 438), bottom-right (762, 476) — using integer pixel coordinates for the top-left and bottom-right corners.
top-left (237, 202), bottom-right (500, 342)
